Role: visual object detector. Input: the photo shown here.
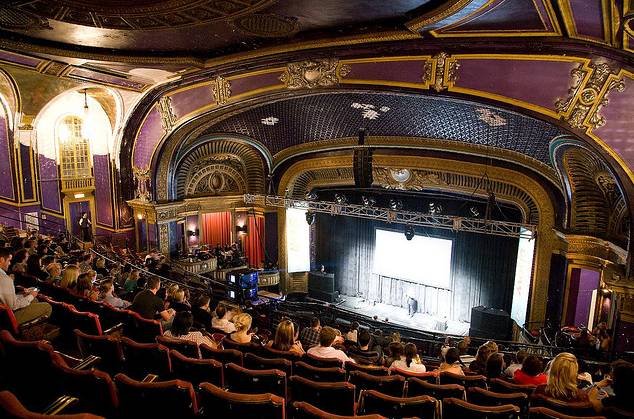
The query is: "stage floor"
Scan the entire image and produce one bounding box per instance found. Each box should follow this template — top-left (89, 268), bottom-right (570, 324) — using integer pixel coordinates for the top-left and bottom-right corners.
top-left (338, 295), bottom-right (470, 336)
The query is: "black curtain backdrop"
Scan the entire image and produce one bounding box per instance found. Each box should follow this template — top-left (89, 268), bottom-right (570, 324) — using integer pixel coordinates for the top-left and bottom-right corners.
top-left (314, 214), bottom-right (520, 322)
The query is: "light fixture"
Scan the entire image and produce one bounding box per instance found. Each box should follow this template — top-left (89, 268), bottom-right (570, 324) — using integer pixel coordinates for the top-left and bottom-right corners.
top-left (73, 193), bottom-right (85, 199)
top-left (362, 195), bottom-right (376, 207)
top-left (305, 190), bottom-right (318, 200)
top-left (80, 88), bottom-right (93, 140)
top-left (137, 214), bottom-right (143, 220)
top-left (82, 88), bottom-right (89, 117)
top-left (236, 225), bottom-right (248, 235)
top-left (389, 199), bottom-right (402, 210)
top-left (187, 229), bottom-right (199, 237)
top-left (404, 225), bottom-right (415, 241)
top-left (429, 202), bottom-right (442, 215)
top-left (469, 206), bottom-right (480, 217)
top-left (334, 194), bottom-right (347, 204)
top-left (305, 211), bottom-right (315, 225)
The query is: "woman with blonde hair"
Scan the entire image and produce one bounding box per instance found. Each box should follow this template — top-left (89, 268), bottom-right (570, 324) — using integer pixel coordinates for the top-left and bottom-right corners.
top-left (60, 265), bottom-right (80, 290)
top-left (533, 352), bottom-right (588, 402)
top-left (267, 319), bottom-right (304, 355)
top-left (230, 312), bottom-right (253, 344)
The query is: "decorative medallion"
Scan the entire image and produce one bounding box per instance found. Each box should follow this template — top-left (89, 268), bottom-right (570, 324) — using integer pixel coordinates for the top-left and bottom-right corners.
top-left (432, 52), bottom-right (459, 92)
top-left (351, 102), bottom-right (390, 120)
top-left (261, 116), bottom-right (279, 125)
top-left (374, 167), bottom-right (448, 190)
top-left (211, 76), bottom-right (231, 106)
top-left (280, 58), bottom-right (341, 89)
top-left (230, 13), bottom-right (299, 38)
top-left (476, 108), bottom-right (507, 127)
top-left (133, 167), bottom-right (151, 202)
top-left (390, 168), bottom-right (412, 183)
top-left (595, 171), bottom-right (617, 199)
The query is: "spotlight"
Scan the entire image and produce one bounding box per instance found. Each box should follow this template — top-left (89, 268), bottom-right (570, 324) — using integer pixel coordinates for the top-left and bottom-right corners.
top-left (305, 190), bottom-right (318, 200)
top-left (429, 202), bottom-right (443, 215)
top-left (362, 195), bottom-right (376, 207)
top-left (305, 211), bottom-right (315, 225)
top-left (389, 199), bottom-right (402, 210)
top-left (469, 206), bottom-right (480, 217)
top-left (334, 193), bottom-right (347, 204)
top-left (405, 225), bottom-right (415, 241)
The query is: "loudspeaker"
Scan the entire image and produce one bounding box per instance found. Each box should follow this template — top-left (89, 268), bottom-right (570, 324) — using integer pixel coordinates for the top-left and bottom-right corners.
top-left (308, 289), bottom-right (339, 303)
top-left (353, 148), bottom-right (373, 188)
top-left (469, 306), bottom-right (511, 341)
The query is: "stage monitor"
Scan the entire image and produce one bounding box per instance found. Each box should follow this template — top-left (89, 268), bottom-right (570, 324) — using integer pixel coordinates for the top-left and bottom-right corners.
top-left (286, 208), bottom-right (310, 273)
top-left (373, 228), bottom-right (453, 289)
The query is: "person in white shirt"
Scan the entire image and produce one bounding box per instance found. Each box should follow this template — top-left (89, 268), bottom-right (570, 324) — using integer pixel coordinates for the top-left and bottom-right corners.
top-left (0, 248), bottom-right (51, 324)
top-left (345, 321), bottom-right (359, 343)
top-left (503, 349), bottom-right (527, 379)
top-left (211, 304), bottom-right (236, 333)
top-left (391, 342), bottom-right (427, 373)
top-left (307, 326), bottom-right (353, 365)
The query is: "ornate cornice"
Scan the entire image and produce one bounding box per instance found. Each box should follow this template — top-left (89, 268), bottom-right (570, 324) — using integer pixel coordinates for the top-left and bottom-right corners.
top-left (561, 233), bottom-right (627, 267)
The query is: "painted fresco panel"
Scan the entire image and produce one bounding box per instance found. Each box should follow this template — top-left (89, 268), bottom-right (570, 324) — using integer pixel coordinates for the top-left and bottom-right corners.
top-left (169, 85), bottom-right (214, 120)
top-left (19, 143), bottom-right (35, 201)
top-left (569, 0), bottom-right (605, 40)
top-left (38, 155), bottom-right (61, 212)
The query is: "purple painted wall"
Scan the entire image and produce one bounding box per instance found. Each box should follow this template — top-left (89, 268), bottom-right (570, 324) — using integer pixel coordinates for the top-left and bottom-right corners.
top-left (68, 201), bottom-right (91, 238)
top-left (133, 107), bottom-right (163, 169)
top-left (93, 154), bottom-right (114, 227)
top-left (566, 268), bottom-right (601, 327)
top-left (19, 143), bottom-right (35, 201)
top-left (344, 60), bottom-right (430, 85)
top-left (169, 85), bottom-right (214, 120)
top-left (38, 155), bottom-right (61, 213)
top-left (569, 0), bottom-right (605, 40)
top-left (0, 115), bottom-right (15, 200)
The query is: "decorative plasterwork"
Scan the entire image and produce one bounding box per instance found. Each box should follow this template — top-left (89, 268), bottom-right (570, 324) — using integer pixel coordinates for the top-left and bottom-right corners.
top-left (374, 167), bottom-right (448, 191)
top-left (555, 62), bottom-right (625, 130)
top-left (211, 76), bottom-right (231, 105)
top-left (184, 162), bottom-right (247, 197)
top-left (133, 167), bottom-right (151, 202)
top-left (157, 96), bottom-right (176, 133)
top-left (432, 52), bottom-right (459, 92)
top-left (158, 223), bottom-right (169, 255)
top-left (280, 58), bottom-right (342, 89)
top-left (562, 234), bottom-right (627, 267)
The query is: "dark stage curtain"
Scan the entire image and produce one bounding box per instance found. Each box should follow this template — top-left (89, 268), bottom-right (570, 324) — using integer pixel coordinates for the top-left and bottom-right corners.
top-left (314, 214), bottom-right (519, 322)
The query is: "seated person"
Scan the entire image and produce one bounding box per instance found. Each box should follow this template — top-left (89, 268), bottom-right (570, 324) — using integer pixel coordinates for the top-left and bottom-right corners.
top-left (299, 317), bottom-right (322, 350)
top-left (307, 326), bottom-right (352, 364)
top-left (191, 294), bottom-right (213, 331)
top-left (26, 254), bottom-right (49, 281)
top-left (345, 321), bottom-right (359, 343)
top-left (94, 257), bottom-right (109, 277)
top-left (504, 349), bottom-right (528, 379)
top-left (589, 359), bottom-right (634, 415)
top-left (229, 313), bottom-right (253, 344)
top-left (98, 280), bottom-right (130, 309)
top-left (514, 354), bottom-right (547, 386)
top-left (532, 352), bottom-right (588, 402)
top-left (436, 347), bottom-right (464, 376)
top-left (129, 277), bottom-right (175, 323)
top-left (469, 342), bottom-right (495, 374)
top-left (163, 311), bottom-right (217, 357)
top-left (0, 248), bottom-right (52, 324)
top-left (170, 289), bottom-right (190, 312)
top-left (349, 330), bottom-right (381, 365)
top-left (391, 342), bottom-right (427, 373)
top-left (45, 263), bottom-right (62, 284)
top-left (123, 270), bottom-right (140, 293)
top-left (485, 352), bottom-right (505, 380)
top-left (267, 319), bottom-right (305, 355)
top-left (75, 272), bottom-right (98, 300)
top-left (211, 304), bottom-right (236, 333)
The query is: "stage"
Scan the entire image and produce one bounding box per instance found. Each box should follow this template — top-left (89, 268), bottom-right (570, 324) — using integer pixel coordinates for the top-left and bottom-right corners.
top-left (337, 294), bottom-right (471, 336)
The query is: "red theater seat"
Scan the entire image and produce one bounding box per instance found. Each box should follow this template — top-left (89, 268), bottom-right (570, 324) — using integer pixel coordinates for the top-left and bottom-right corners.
top-left (468, 387), bottom-right (529, 416)
top-left (0, 390), bottom-right (103, 419)
top-left (157, 335), bottom-right (200, 359)
top-left (123, 311), bottom-right (163, 343)
top-left (200, 343), bottom-right (243, 366)
top-left (389, 367), bottom-right (438, 383)
top-left (120, 336), bottom-right (171, 380)
top-left (358, 390), bottom-right (438, 418)
top-left (345, 361), bottom-right (389, 377)
top-left (530, 394), bottom-right (597, 417)
top-left (198, 382), bottom-right (285, 419)
top-left (439, 371), bottom-right (487, 389)
top-left (443, 397), bottom-right (520, 419)
top-left (74, 329), bottom-right (124, 375)
top-left (348, 370), bottom-right (406, 398)
top-left (406, 378), bottom-right (465, 400)
top-left (292, 401), bottom-right (386, 419)
top-left (489, 378), bottom-right (536, 397)
top-left (244, 353), bottom-right (293, 376)
top-left (169, 349), bottom-right (223, 388)
top-left (114, 373), bottom-right (197, 418)
top-left (66, 306), bottom-right (103, 336)
top-left (289, 375), bottom-right (356, 416)
top-left (528, 406), bottom-right (607, 419)
top-left (222, 337), bottom-right (260, 353)
top-left (294, 361), bottom-right (346, 382)
top-left (305, 352), bottom-right (344, 368)
top-left (224, 362), bottom-right (287, 399)
top-left (262, 345), bottom-right (304, 363)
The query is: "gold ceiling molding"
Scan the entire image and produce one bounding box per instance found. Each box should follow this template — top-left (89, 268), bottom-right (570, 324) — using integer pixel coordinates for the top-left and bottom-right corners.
top-left (432, 52), bottom-right (460, 92)
top-left (562, 234), bottom-right (627, 267)
top-left (211, 76), bottom-right (232, 105)
top-left (157, 96), bottom-right (176, 133)
top-left (280, 59), bottom-right (342, 89)
top-left (405, 0), bottom-right (473, 32)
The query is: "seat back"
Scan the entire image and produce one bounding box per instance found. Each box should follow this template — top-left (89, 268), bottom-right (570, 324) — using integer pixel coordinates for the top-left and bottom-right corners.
top-left (262, 345), bottom-right (304, 363)
top-left (443, 397), bottom-right (520, 419)
top-left (389, 367), bottom-right (437, 383)
top-left (198, 382), bottom-right (285, 419)
top-left (200, 343), bottom-right (243, 366)
top-left (468, 387), bottom-right (529, 416)
top-left (120, 336), bottom-right (171, 380)
top-left (289, 375), bottom-right (356, 416)
top-left (0, 390), bottom-right (103, 419)
top-left (124, 311), bottom-right (162, 343)
top-left (67, 306), bottom-right (103, 336)
top-left (294, 361), bottom-right (346, 382)
top-left (489, 378), bottom-right (536, 396)
top-left (170, 350), bottom-right (223, 388)
top-left (530, 394), bottom-right (597, 417)
top-left (349, 370), bottom-right (405, 397)
top-left (99, 304), bottom-right (129, 331)
top-left (114, 373), bottom-right (197, 418)
top-left (359, 390), bottom-right (438, 419)
top-left (305, 352), bottom-right (344, 368)
top-left (222, 337), bottom-right (258, 353)
top-left (157, 335), bottom-right (199, 359)
top-left (345, 361), bottom-right (389, 377)
top-left (440, 371), bottom-right (487, 389)
top-left (292, 401), bottom-right (386, 419)
top-left (407, 377), bottom-right (465, 400)
top-left (74, 329), bottom-right (123, 375)
top-left (528, 406), bottom-right (608, 419)
top-left (224, 363), bottom-right (287, 399)
top-left (244, 353), bottom-right (293, 376)
top-left (0, 304), bottom-right (19, 335)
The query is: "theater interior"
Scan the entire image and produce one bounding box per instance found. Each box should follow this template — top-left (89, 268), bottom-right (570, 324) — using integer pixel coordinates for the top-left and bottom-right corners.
top-left (0, 1), bottom-right (633, 418)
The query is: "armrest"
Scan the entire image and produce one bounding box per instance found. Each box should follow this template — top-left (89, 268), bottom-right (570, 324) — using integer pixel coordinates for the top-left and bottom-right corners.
top-left (103, 322), bottom-right (124, 335)
top-left (143, 374), bottom-right (158, 383)
top-left (55, 351), bottom-right (101, 370)
top-left (42, 395), bottom-right (79, 415)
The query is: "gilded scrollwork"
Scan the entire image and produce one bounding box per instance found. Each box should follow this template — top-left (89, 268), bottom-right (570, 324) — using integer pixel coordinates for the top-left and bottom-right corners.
top-left (157, 96), bottom-right (177, 132)
top-left (280, 58), bottom-right (341, 89)
top-left (211, 76), bottom-right (232, 105)
top-left (158, 223), bottom-right (169, 255)
top-left (432, 52), bottom-right (459, 92)
top-left (133, 167), bottom-right (151, 201)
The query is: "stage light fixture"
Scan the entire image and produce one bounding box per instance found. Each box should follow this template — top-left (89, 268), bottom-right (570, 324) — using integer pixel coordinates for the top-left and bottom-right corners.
top-left (404, 225), bottom-right (415, 241)
top-left (305, 190), bottom-right (318, 200)
top-left (389, 199), bottom-right (402, 210)
top-left (362, 195), bottom-right (376, 207)
top-left (429, 202), bottom-right (443, 215)
top-left (305, 211), bottom-right (315, 225)
top-left (469, 206), bottom-right (480, 217)
top-left (335, 193), bottom-right (347, 204)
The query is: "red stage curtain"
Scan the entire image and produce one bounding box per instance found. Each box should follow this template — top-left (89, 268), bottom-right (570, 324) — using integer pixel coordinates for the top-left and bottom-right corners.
top-left (244, 215), bottom-right (265, 268)
top-left (201, 212), bottom-right (232, 247)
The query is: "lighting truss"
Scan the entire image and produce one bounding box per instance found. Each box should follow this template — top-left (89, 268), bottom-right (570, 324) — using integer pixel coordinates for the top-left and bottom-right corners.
top-left (244, 194), bottom-right (537, 240)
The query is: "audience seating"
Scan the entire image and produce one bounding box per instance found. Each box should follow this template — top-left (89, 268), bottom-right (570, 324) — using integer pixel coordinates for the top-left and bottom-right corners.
top-left (294, 361), bottom-right (346, 382)
top-left (345, 361), bottom-right (389, 376)
top-left (169, 349), bottom-right (223, 388)
top-left (120, 336), bottom-right (171, 380)
top-left (489, 378), bottom-right (537, 397)
top-left (123, 311), bottom-right (163, 343)
top-left (406, 378), bottom-right (465, 400)
top-left (304, 352), bottom-right (344, 368)
top-left (74, 329), bottom-right (123, 376)
top-left (602, 407), bottom-right (634, 419)
top-left (114, 373), bottom-right (197, 418)
top-left (348, 370), bottom-right (406, 398)
top-left (0, 391), bottom-right (103, 419)
top-left (0, 304), bottom-right (54, 341)
top-left (222, 337), bottom-right (259, 352)
top-left (198, 382), bottom-right (285, 419)
top-left (358, 390), bottom-right (438, 418)
top-left (292, 401), bottom-right (386, 419)
top-left (530, 395), bottom-right (596, 417)
top-left (224, 362), bottom-right (287, 399)
top-left (289, 375), bottom-right (356, 416)
top-left (98, 304), bottom-right (128, 332)
top-left (66, 306), bottom-right (103, 336)
top-left (389, 367), bottom-right (437, 383)
top-left (439, 371), bottom-right (487, 389)
top-left (468, 387), bottom-right (529, 416)
top-left (244, 353), bottom-right (293, 376)
top-left (200, 343), bottom-right (243, 366)
top-left (156, 335), bottom-right (200, 359)
top-left (262, 346), bottom-right (304, 363)
top-left (528, 407), bottom-right (607, 419)
top-left (443, 397), bottom-right (520, 419)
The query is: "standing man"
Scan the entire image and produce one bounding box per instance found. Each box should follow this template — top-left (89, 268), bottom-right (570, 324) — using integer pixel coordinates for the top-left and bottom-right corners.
top-left (407, 294), bottom-right (418, 317)
top-left (79, 212), bottom-right (92, 242)
top-left (0, 248), bottom-right (52, 324)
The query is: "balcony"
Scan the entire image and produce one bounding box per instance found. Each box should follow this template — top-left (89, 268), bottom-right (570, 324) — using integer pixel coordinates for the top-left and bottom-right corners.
top-left (61, 176), bottom-right (95, 193)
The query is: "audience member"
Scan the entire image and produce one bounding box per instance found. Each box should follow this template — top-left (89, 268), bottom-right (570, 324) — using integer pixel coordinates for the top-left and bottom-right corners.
top-left (59, 265), bottom-right (80, 290)
top-left (170, 289), bottom-right (190, 312)
top-left (164, 311), bottom-right (216, 356)
top-left (98, 279), bottom-right (130, 309)
top-left (26, 254), bottom-right (48, 281)
top-left (391, 342), bottom-right (426, 373)
top-left (191, 294), bottom-right (213, 331)
top-left (437, 347), bottom-right (464, 375)
top-left (229, 312), bottom-right (253, 344)
top-left (307, 326), bottom-right (352, 364)
top-left (123, 270), bottom-right (140, 293)
top-left (504, 349), bottom-right (528, 379)
top-left (349, 329), bottom-right (381, 365)
top-left (94, 257), bottom-right (109, 277)
top-left (345, 321), bottom-right (359, 342)
top-left (589, 360), bottom-right (634, 415)
top-left (533, 352), bottom-right (588, 402)
top-left (457, 336), bottom-right (471, 355)
top-left (485, 352), bottom-right (505, 380)
top-left (75, 272), bottom-right (98, 300)
top-left (300, 317), bottom-right (322, 349)
top-left (514, 354), bottom-right (547, 385)
top-left (45, 263), bottom-right (62, 284)
top-left (8, 249), bottom-right (28, 276)
top-left (211, 304), bottom-right (236, 333)
top-left (268, 319), bottom-right (305, 355)
top-left (129, 277), bottom-right (175, 325)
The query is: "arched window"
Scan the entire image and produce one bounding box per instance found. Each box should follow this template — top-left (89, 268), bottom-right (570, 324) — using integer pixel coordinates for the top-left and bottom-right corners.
top-left (57, 115), bottom-right (91, 179)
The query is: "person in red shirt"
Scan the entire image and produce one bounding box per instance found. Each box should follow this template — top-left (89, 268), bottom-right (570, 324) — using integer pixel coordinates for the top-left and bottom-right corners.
top-left (514, 354), bottom-right (548, 386)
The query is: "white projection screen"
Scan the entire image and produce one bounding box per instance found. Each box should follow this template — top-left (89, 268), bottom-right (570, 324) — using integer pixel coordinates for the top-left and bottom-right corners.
top-left (373, 229), bottom-right (453, 289)
top-left (286, 208), bottom-right (310, 273)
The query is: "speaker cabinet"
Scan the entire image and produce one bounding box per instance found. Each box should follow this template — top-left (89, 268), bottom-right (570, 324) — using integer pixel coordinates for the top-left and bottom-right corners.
top-left (353, 148), bottom-right (373, 188)
top-left (469, 306), bottom-right (511, 341)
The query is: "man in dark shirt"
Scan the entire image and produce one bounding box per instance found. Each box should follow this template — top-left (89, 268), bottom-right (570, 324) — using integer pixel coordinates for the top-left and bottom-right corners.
top-left (191, 294), bottom-right (213, 331)
top-left (129, 277), bottom-right (174, 323)
top-left (299, 317), bottom-right (321, 349)
top-left (349, 329), bottom-right (382, 365)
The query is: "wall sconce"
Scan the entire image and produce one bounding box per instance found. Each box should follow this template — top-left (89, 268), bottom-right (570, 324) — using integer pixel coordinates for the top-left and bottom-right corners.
top-left (236, 225), bottom-right (248, 235)
top-left (187, 229), bottom-right (199, 237)
top-left (137, 213), bottom-right (143, 220)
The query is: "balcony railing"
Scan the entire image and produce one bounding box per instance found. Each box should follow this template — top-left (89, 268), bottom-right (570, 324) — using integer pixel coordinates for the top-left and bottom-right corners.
top-left (61, 176), bottom-right (95, 192)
